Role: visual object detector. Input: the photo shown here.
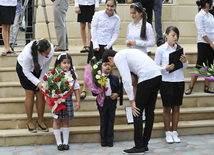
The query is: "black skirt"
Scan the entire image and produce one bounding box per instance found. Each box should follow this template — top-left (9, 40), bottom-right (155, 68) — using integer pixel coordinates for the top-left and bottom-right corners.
top-left (16, 61), bottom-right (41, 91)
top-left (87, 41), bottom-right (112, 63)
top-left (160, 81), bottom-right (184, 107)
top-left (77, 5), bottom-right (95, 23)
top-left (0, 5), bottom-right (16, 25)
top-left (196, 43), bottom-right (214, 69)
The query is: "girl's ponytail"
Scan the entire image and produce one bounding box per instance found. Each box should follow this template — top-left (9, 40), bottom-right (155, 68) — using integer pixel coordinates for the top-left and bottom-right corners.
top-left (140, 8), bottom-right (147, 40)
top-left (31, 40), bottom-right (40, 74)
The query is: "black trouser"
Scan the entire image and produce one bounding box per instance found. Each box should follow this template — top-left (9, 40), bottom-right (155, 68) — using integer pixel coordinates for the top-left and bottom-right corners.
top-left (97, 97), bottom-right (117, 144)
top-left (25, 1), bottom-right (33, 45)
top-left (134, 75), bottom-right (162, 149)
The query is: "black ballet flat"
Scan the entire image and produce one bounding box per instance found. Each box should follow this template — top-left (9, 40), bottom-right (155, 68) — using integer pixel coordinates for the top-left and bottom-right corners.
top-left (185, 86), bottom-right (193, 95)
top-left (204, 85), bottom-right (214, 93)
top-left (63, 144), bottom-right (69, 150)
top-left (57, 144), bottom-right (64, 151)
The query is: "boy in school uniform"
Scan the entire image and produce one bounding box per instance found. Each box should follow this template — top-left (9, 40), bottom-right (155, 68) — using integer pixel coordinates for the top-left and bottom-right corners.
top-left (93, 62), bottom-right (120, 147)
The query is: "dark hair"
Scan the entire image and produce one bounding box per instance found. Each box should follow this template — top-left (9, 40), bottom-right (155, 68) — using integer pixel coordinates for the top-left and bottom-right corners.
top-left (54, 53), bottom-right (77, 80)
top-left (102, 50), bottom-right (117, 62)
top-left (163, 26), bottom-right (181, 50)
top-left (196, 0), bottom-right (212, 8)
top-left (105, 0), bottom-right (117, 14)
top-left (130, 2), bottom-right (147, 40)
top-left (31, 39), bottom-right (50, 73)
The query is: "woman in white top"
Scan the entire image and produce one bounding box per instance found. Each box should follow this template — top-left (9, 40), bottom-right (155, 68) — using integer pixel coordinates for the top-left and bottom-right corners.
top-left (126, 2), bottom-right (155, 55)
top-left (185, 0), bottom-right (214, 95)
top-left (155, 26), bottom-right (188, 144)
top-left (0, 0), bottom-right (17, 56)
top-left (80, 0), bottom-right (120, 99)
top-left (16, 39), bottom-right (54, 133)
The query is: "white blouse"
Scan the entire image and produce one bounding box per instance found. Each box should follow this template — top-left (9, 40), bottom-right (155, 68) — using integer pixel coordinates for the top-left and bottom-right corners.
top-left (154, 42), bottom-right (188, 82)
top-left (75, 0), bottom-right (99, 8)
top-left (91, 10), bottom-right (121, 50)
top-left (0, 0), bottom-right (17, 6)
top-left (114, 49), bottom-right (161, 101)
top-left (195, 9), bottom-right (214, 44)
top-left (17, 41), bottom-right (54, 87)
top-left (126, 20), bottom-right (155, 54)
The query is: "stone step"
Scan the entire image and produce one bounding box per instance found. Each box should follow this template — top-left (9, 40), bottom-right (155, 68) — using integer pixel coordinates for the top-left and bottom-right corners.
top-left (0, 66), bottom-right (121, 82)
top-left (1, 76), bottom-right (214, 98)
top-left (0, 107), bottom-right (214, 130)
top-left (0, 92), bottom-right (214, 114)
top-left (0, 44), bottom-right (197, 67)
top-left (0, 119), bottom-right (213, 146)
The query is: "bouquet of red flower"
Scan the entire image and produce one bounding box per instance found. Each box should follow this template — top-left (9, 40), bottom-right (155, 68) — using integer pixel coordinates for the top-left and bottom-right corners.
top-left (41, 65), bottom-right (75, 118)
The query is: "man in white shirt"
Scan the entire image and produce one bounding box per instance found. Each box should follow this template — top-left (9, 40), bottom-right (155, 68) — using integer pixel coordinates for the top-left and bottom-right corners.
top-left (102, 49), bottom-right (162, 154)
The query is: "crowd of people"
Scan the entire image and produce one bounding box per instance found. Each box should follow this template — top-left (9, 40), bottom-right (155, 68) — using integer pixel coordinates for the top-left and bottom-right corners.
top-left (0, 0), bottom-right (214, 154)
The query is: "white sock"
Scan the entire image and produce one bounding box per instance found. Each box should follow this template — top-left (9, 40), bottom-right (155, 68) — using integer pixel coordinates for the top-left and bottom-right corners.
top-left (62, 127), bottom-right (70, 145)
top-left (53, 129), bottom-right (62, 146)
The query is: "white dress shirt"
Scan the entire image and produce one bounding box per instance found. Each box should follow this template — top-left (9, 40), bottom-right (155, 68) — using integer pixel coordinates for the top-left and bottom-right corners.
top-left (0, 0), bottom-right (17, 6)
top-left (104, 73), bottom-right (112, 96)
top-left (195, 9), bottom-right (214, 44)
top-left (64, 69), bottom-right (80, 90)
top-left (114, 49), bottom-right (161, 101)
top-left (91, 10), bottom-right (121, 50)
top-left (17, 41), bottom-right (54, 87)
top-left (154, 42), bottom-right (188, 82)
top-left (75, 0), bottom-right (99, 8)
top-left (126, 20), bottom-right (155, 54)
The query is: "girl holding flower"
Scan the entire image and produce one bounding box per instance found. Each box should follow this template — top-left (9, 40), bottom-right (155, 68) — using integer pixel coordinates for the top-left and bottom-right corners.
top-left (16, 39), bottom-right (54, 133)
top-left (53, 53), bottom-right (80, 151)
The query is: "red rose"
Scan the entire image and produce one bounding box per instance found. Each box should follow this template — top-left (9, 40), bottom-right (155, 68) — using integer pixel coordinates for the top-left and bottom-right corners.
top-left (61, 72), bottom-right (65, 75)
top-left (64, 81), bottom-right (70, 85)
top-left (41, 85), bottom-right (43, 89)
top-left (51, 70), bottom-right (56, 74)
top-left (43, 75), bottom-right (47, 81)
top-left (55, 89), bottom-right (60, 95)
top-left (104, 87), bottom-right (109, 92)
top-left (45, 90), bottom-right (50, 93)
top-left (53, 77), bottom-right (60, 82)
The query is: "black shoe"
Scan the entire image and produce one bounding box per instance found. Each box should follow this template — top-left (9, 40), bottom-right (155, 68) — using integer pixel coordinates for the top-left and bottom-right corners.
top-left (80, 91), bottom-right (87, 99)
top-left (185, 86), bottom-right (193, 95)
top-left (36, 120), bottom-right (49, 132)
top-left (63, 144), bottom-right (69, 150)
top-left (80, 46), bottom-right (90, 53)
top-left (123, 147), bottom-right (145, 154)
top-left (204, 85), bottom-right (214, 93)
top-left (144, 146), bottom-right (149, 153)
top-left (108, 143), bottom-right (113, 147)
top-left (57, 144), bottom-right (64, 151)
top-left (101, 142), bottom-right (107, 147)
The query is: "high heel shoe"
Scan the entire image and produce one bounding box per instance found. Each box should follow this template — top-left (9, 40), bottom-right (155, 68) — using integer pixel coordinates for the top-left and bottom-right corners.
top-left (185, 86), bottom-right (193, 95)
top-left (26, 124), bottom-right (37, 133)
top-left (36, 121), bottom-right (49, 132)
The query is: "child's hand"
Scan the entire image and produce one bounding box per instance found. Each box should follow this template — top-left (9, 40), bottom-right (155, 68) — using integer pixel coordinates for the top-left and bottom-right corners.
top-left (110, 93), bottom-right (118, 100)
top-left (75, 7), bottom-right (81, 14)
top-left (104, 46), bottom-right (108, 51)
top-left (75, 102), bottom-right (80, 111)
top-left (180, 54), bottom-right (187, 63)
top-left (126, 41), bottom-right (132, 47)
top-left (95, 7), bottom-right (99, 12)
top-left (94, 48), bottom-right (100, 51)
top-left (131, 40), bottom-right (136, 46)
top-left (165, 64), bottom-right (175, 71)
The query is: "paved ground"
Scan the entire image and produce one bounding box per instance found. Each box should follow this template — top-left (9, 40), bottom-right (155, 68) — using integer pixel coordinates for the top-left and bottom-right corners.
top-left (0, 134), bottom-right (213, 155)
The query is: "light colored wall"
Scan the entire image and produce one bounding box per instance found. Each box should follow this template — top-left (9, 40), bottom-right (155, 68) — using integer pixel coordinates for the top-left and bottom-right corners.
top-left (35, 0), bottom-right (198, 45)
